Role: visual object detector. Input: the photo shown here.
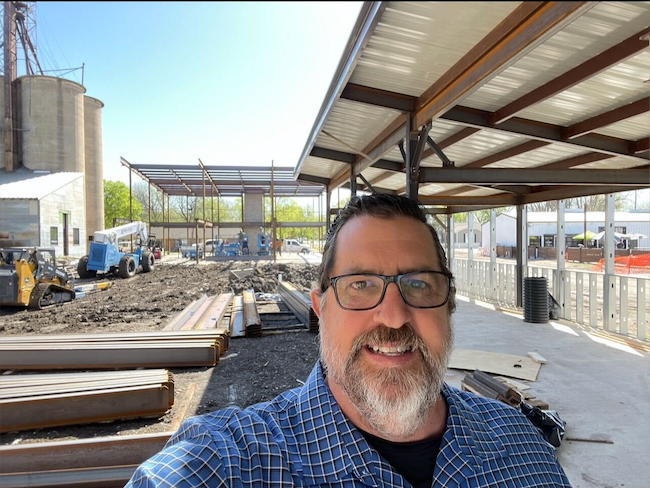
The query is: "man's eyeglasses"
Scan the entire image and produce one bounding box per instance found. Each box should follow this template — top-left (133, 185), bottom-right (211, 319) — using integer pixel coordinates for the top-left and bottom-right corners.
top-left (329, 271), bottom-right (452, 311)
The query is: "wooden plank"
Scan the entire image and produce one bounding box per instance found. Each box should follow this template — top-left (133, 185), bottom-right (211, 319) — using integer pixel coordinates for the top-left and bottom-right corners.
top-left (527, 351), bottom-right (548, 364)
top-left (493, 376), bottom-right (531, 391)
top-left (449, 349), bottom-right (541, 381)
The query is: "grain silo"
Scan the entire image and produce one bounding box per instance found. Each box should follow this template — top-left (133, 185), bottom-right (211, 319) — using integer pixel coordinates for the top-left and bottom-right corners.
top-left (83, 95), bottom-right (105, 237)
top-left (16, 75), bottom-right (85, 172)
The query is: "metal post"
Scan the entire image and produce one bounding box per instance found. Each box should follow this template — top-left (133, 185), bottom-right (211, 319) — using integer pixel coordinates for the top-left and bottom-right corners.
top-left (202, 170), bottom-right (206, 260)
top-left (490, 208), bottom-right (497, 301)
top-left (186, 195), bottom-right (189, 244)
top-left (161, 191), bottom-right (165, 254)
top-left (557, 200), bottom-right (566, 317)
top-left (271, 160), bottom-right (276, 263)
top-left (211, 184), bottom-right (214, 256)
top-left (350, 166), bottom-right (357, 197)
top-left (516, 205), bottom-right (525, 308)
top-left (604, 194), bottom-right (616, 331)
top-left (4, 1), bottom-right (16, 172)
top-left (467, 211), bottom-right (474, 297)
top-left (326, 191), bottom-right (331, 233)
top-left (446, 214), bottom-right (454, 271)
top-left (195, 220), bottom-right (199, 265)
top-left (148, 182), bottom-right (151, 231)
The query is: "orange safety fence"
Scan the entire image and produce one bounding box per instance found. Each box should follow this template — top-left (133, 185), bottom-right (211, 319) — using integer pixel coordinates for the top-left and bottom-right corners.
top-left (591, 253), bottom-right (650, 275)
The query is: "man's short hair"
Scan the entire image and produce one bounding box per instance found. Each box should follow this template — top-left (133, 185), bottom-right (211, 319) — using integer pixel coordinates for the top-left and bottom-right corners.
top-left (318, 194), bottom-right (456, 314)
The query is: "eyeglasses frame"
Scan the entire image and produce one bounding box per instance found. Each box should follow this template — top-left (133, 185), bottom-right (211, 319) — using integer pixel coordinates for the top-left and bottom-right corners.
top-left (329, 270), bottom-right (452, 311)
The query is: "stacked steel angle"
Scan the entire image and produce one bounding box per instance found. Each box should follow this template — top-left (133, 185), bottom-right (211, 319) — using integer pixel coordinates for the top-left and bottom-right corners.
top-left (0, 369), bottom-right (174, 433)
top-left (278, 281), bottom-right (319, 332)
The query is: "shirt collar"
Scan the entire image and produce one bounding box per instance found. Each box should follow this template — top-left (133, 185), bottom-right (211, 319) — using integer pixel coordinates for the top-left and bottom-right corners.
top-left (293, 362), bottom-right (507, 486)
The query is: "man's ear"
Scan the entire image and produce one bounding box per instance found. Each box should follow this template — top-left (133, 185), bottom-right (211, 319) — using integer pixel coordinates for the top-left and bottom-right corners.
top-left (310, 289), bottom-right (323, 319)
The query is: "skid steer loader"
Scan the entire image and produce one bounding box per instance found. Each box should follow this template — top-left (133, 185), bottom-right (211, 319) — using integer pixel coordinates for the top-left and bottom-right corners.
top-left (0, 247), bottom-right (75, 309)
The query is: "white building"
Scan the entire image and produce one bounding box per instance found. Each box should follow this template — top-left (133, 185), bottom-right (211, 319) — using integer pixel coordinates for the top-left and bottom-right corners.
top-left (480, 210), bottom-right (650, 250)
top-left (0, 170), bottom-right (87, 257)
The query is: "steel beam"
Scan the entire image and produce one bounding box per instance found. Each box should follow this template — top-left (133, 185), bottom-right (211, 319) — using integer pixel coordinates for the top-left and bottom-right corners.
top-left (492, 28), bottom-right (650, 124)
top-left (563, 98), bottom-right (650, 139)
top-left (463, 140), bottom-right (550, 168)
top-left (414, 2), bottom-right (592, 128)
top-left (418, 194), bottom-right (517, 206)
top-left (309, 146), bottom-right (355, 164)
top-left (419, 167), bottom-right (646, 185)
top-left (341, 82), bottom-right (415, 112)
top-left (440, 106), bottom-right (648, 162)
top-left (521, 185), bottom-right (648, 205)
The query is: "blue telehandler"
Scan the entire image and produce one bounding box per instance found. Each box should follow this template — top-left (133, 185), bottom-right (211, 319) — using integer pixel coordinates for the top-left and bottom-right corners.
top-left (77, 221), bottom-right (155, 279)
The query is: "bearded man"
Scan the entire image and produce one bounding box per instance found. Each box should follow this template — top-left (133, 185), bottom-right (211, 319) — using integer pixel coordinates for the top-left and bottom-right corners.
top-left (127, 194), bottom-right (571, 488)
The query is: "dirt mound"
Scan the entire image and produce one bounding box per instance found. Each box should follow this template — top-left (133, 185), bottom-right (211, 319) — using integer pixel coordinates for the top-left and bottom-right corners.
top-left (0, 261), bottom-right (321, 336)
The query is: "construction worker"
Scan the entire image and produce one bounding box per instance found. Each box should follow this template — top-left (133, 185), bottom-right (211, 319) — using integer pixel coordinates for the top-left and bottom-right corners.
top-left (127, 194), bottom-right (570, 488)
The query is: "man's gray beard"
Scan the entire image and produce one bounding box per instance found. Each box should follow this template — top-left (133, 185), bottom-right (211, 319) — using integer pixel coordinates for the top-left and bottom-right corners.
top-left (319, 317), bottom-right (454, 439)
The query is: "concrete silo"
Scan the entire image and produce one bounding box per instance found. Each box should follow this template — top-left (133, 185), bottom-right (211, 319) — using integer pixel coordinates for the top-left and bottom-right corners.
top-left (16, 75), bottom-right (85, 172)
top-left (83, 95), bottom-right (105, 239)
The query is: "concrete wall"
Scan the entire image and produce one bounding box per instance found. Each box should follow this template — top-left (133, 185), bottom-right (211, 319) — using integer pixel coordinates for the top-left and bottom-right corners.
top-left (17, 76), bottom-right (86, 173)
top-left (39, 176), bottom-right (86, 257)
top-left (243, 193), bottom-right (264, 255)
top-left (83, 96), bottom-right (105, 247)
top-left (0, 199), bottom-right (39, 247)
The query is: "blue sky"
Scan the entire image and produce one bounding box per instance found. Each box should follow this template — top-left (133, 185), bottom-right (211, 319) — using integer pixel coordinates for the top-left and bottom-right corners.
top-left (33, 2), bottom-right (363, 186)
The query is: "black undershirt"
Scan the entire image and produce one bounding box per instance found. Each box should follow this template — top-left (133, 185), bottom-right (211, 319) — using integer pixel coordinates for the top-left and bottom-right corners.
top-left (358, 428), bottom-right (442, 488)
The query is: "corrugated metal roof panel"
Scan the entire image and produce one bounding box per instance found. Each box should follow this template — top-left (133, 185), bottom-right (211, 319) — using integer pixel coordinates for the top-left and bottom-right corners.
top-left (576, 156), bottom-right (647, 170)
top-left (423, 130), bottom-right (523, 167)
top-left (594, 112), bottom-right (650, 140)
top-left (316, 99), bottom-right (401, 155)
top-left (301, 156), bottom-right (349, 179)
top-left (418, 183), bottom-right (464, 196)
top-left (349, 2), bottom-right (521, 96)
top-left (484, 144), bottom-right (586, 169)
top-left (0, 171), bottom-right (83, 200)
top-left (516, 52), bottom-right (650, 126)
top-left (462, 2), bottom-right (650, 114)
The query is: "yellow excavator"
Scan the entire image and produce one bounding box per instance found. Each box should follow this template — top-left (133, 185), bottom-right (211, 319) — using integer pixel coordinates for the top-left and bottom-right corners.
top-left (0, 247), bottom-right (76, 309)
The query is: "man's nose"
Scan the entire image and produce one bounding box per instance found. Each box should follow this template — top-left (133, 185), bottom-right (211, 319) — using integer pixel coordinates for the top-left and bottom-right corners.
top-left (374, 281), bottom-right (411, 329)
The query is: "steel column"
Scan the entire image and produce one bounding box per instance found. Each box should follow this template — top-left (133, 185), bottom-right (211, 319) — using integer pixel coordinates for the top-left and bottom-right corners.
top-left (603, 194), bottom-right (616, 331)
top-left (490, 209), bottom-right (497, 301)
top-left (515, 205), bottom-right (526, 307)
top-left (557, 200), bottom-right (566, 317)
top-left (350, 165), bottom-right (357, 196)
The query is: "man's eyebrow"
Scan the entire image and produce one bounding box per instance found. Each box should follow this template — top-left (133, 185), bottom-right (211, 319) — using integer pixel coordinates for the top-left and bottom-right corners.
top-left (337, 266), bottom-right (438, 275)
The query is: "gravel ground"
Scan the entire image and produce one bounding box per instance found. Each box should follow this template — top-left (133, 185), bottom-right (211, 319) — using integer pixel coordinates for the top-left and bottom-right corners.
top-left (0, 259), bottom-right (322, 446)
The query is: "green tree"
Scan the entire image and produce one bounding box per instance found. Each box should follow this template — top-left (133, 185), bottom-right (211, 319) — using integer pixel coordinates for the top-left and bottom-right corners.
top-left (104, 180), bottom-right (142, 228)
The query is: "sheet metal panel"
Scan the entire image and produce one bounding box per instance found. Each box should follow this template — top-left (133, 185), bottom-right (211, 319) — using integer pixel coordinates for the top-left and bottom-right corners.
top-left (418, 183), bottom-right (462, 196)
top-left (576, 155), bottom-right (647, 170)
top-left (349, 2), bottom-right (521, 96)
top-left (463, 2), bottom-right (650, 114)
top-left (317, 99), bottom-right (401, 155)
top-left (424, 130), bottom-right (523, 168)
top-left (594, 112), bottom-right (650, 140)
top-left (517, 52), bottom-right (650, 127)
top-left (0, 172), bottom-right (83, 200)
top-left (483, 144), bottom-right (586, 169)
top-left (301, 156), bottom-right (349, 179)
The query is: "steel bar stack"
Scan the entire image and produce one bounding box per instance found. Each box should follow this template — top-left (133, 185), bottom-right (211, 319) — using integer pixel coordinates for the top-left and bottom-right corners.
top-left (242, 288), bottom-right (262, 337)
top-left (0, 330), bottom-right (228, 370)
top-left (163, 292), bottom-right (233, 332)
top-left (461, 370), bottom-right (522, 407)
top-left (0, 369), bottom-right (174, 433)
top-left (0, 432), bottom-right (172, 487)
top-left (277, 281), bottom-right (319, 332)
top-left (230, 295), bottom-right (245, 337)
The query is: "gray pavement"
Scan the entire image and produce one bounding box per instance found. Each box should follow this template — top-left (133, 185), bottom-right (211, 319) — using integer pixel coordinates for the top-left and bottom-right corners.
top-left (449, 296), bottom-right (649, 488)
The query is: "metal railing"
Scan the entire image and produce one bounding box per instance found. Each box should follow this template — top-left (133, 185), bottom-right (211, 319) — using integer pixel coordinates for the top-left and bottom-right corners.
top-left (451, 258), bottom-right (649, 341)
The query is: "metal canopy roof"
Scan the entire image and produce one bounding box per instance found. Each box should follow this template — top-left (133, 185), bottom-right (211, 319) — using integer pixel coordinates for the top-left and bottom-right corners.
top-left (295, 2), bottom-right (649, 212)
top-left (121, 159), bottom-right (324, 198)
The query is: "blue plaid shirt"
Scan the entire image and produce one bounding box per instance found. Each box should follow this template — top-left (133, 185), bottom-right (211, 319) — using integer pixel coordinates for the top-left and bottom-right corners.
top-left (127, 361), bottom-right (571, 487)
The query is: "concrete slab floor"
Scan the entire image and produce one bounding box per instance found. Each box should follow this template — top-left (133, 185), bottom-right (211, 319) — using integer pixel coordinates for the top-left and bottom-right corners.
top-left (448, 296), bottom-right (649, 488)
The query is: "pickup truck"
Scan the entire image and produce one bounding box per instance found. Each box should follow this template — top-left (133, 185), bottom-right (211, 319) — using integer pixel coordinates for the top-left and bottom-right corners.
top-left (284, 239), bottom-right (310, 254)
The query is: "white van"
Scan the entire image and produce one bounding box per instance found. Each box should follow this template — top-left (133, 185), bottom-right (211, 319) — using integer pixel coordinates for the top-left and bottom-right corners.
top-left (283, 239), bottom-right (310, 254)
